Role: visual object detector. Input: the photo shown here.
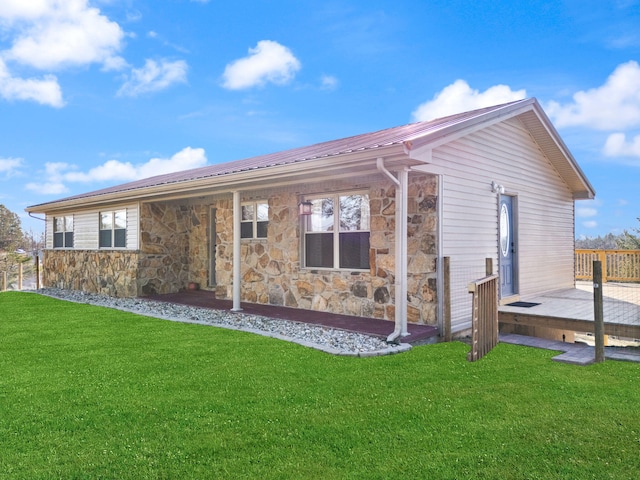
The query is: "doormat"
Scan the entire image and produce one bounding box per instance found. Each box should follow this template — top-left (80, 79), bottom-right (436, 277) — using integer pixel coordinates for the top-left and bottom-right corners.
top-left (506, 301), bottom-right (541, 308)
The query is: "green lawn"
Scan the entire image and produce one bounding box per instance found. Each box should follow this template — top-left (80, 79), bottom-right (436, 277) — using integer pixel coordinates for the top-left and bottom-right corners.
top-left (1, 292), bottom-right (639, 479)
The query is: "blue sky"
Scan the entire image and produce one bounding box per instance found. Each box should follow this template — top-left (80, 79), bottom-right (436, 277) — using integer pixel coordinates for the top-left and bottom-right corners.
top-left (1, 0), bottom-right (639, 239)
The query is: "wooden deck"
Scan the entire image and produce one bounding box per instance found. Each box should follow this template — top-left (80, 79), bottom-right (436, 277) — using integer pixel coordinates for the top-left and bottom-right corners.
top-left (499, 281), bottom-right (640, 339)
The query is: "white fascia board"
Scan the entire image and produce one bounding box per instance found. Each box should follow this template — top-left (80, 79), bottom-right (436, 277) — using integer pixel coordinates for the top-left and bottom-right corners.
top-left (528, 102), bottom-right (596, 200)
top-left (406, 98), bottom-right (537, 153)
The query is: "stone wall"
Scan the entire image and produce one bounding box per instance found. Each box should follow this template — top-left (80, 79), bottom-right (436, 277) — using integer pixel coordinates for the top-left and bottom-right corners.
top-left (138, 201), bottom-right (209, 295)
top-left (43, 249), bottom-right (139, 297)
top-left (214, 173), bottom-right (439, 325)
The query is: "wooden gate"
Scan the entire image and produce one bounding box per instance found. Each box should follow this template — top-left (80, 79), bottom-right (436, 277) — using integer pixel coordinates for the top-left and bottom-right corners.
top-left (467, 274), bottom-right (499, 362)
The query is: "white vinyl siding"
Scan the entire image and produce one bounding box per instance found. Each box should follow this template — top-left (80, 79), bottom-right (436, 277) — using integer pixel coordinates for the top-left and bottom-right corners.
top-left (45, 204), bottom-right (139, 250)
top-left (415, 117), bottom-right (576, 333)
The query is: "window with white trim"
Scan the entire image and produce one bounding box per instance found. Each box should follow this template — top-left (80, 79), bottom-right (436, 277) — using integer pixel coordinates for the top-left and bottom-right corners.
top-left (241, 202), bottom-right (268, 239)
top-left (99, 210), bottom-right (127, 248)
top-left (53, 216), bottom-right (74, 248)
top-left (304, 193), bottom-right (370, 270)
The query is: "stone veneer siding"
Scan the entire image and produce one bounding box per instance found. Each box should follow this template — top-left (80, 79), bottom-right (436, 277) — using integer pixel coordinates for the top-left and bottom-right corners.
top-left (215, 173), bottom-right (438, 325)
top-left (138, 201), bottom-right (209, 295)
top-left (43, 249), bottom-right (139, 297)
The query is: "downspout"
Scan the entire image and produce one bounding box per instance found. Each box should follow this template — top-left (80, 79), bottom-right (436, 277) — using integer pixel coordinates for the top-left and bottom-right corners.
top-left (231, 190), bottom-right (242, 311)
top-left (376, 158), bottom-right (409, 343)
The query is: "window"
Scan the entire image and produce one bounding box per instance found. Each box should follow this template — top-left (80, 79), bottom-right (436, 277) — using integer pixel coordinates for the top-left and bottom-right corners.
top-left (304, 193), bottom-right (370, 270)
top-left (99, 210), bottom-right (127, 248)
top-left (241, 202), bottom-right (268, 239)
top-left (53, 216), bottom-right (74, 248)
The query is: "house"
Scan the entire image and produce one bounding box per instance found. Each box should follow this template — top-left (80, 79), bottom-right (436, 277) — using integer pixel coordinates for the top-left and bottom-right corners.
top-left (26, 98), bottom-right (595, 338)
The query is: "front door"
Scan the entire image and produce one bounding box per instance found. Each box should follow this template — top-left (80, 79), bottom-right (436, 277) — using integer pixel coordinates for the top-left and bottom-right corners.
top-left (499, 195), bottom-right (516, 297)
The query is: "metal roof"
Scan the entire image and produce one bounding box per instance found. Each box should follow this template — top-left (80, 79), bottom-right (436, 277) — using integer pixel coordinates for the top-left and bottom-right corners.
top-left (26, 98), bottom-right (594, 211)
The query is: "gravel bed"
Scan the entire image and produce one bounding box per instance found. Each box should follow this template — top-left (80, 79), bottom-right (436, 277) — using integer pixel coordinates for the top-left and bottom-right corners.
top-left (33, 289), bottom-right (410, 357)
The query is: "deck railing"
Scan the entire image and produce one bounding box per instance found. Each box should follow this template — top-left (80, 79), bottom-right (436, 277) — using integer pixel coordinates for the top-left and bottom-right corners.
top-left (467, 273), bottom-right (499, 362)
top-left (575, 250), bottom-right (640, 283)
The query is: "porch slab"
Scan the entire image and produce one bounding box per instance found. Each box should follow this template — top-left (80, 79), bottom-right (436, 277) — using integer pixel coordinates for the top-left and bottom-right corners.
top-left (143, 290), bottom-right (439, 346)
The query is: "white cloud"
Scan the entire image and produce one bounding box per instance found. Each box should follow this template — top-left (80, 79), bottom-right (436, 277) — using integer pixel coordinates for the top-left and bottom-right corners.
top-left (0, 1), bottom-right (51, 20)
top-left (25, 163), bottom-right (71, 195)
top-left (412, 79), bottom-right (526, 121)
top-left (117, 59), bottom-right (188, 97)
top-left (603, 132), bottom-right (640, 157)
top-left (577, 207), bottom-right (598, 218)
top-left (25, 148), bottom-right (207, 195)
top-left (64, 147), bottom-right (207, 183)
top-left (320, 74), bottom-right (339, 91)
top-left (546, 61), bottom-right (640, 130)
top-left (25, 181), bottom-right (69, 195)
top-left (222, 40), bottom-right (301, 90)
top-left (1, 0), bottom-right (126, 71)
top-left (0, 156), bottom-right (23, 176)
top-left (0, 59), bottom-right (64, 107)
top-left (583, 220), bottom-right (598, 229)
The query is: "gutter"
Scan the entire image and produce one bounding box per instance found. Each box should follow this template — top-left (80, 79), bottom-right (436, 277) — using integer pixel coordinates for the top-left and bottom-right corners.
top-left (377, 158), bottom-right (409, 343)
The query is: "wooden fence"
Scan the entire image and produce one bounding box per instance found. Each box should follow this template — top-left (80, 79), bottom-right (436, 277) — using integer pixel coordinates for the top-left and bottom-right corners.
top-left (0, 255), bottom-right (41, 291)
top-left (467, 273), bottom-right (499, 362)
top-left (575, 250), bottom-right (640, 283)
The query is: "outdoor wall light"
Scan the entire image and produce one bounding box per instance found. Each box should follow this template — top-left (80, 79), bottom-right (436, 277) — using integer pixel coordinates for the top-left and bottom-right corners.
top-left (491, 181), bottom-right (505, 194)
top-left (298, 200), bottom-right (313, 216)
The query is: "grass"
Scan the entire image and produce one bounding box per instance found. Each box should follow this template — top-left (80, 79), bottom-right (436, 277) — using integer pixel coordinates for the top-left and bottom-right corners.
top-left (1, 291), bottom-right (639, 479)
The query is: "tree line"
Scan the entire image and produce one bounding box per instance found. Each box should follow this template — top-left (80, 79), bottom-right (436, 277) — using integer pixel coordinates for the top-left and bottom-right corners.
top-left (575, 219), bottom-right (640, 250)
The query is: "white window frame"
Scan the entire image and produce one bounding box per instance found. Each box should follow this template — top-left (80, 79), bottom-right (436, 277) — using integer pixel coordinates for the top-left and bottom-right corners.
top-left (240, 201), bottom-right (269, 239)
top-left (99, 210), bottom-right (127, 249)
top-left (303, 191), bottom-right (370, 270)
top-left (53, 215), bottom-right (74, 249)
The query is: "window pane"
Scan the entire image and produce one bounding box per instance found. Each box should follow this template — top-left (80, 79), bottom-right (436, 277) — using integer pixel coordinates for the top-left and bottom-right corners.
top-left (114, 210), bottom-right (126, 229)
top-left (240, 222), bottom-right (253, 239)
top-left (100, 212), bottom-right (112, 230)
top-left (54, 217), bottom-right (64, 233)
top-left (305, 233), bottom-right (333, 268)
top-left (241, 205), bottom-right (254, 221)
top-left (307, 198), bottom-right (333, 232)
top-left (340, 194), bottom-right (369, 231)
top-left (114, 228), bottom-right (126, 248)
top-left (64, 232), bottom-right (74, 248)
top-left (339, 232), bottom-right (370, 269)
top-left (65, 216), bottom-right (74, 231)
top-left (99, 229), bottom-right (112, 248)
top-left (256, 221), bottom-right (268, 238)
top-left (256, 203), bottom-right (269, 222)
top-left (54, 232), bottom-right (63, 248)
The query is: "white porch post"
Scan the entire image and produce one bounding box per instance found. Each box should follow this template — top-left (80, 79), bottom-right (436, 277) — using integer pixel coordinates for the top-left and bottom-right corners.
top-left (396, 167), bottom-right (409, 338)
top-left (377, 158), bottom-right (410, 342)
top-left (231, 190), bottom-right (242, 311)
